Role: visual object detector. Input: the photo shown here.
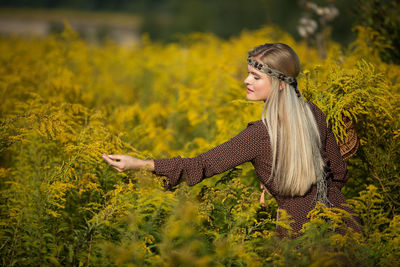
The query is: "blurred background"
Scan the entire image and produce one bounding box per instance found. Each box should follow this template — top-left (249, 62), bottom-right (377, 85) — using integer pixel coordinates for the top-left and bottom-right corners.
top-left (0, 0), bottom-right (371, 43)
top-left (1, 0), bottom-right (398, 62)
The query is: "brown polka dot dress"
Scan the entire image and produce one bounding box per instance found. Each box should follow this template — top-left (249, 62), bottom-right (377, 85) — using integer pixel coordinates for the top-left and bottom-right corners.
top-left (153, 101), bottom-right (362, 237)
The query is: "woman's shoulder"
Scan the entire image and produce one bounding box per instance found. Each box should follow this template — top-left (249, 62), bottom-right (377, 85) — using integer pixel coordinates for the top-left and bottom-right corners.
top-left (247, 120), bottom-right (264, 127)
top-left (305, 101), bottom-right (329, 143)
top-left (306, 101), bottom-right (327, 122)
top-left (245, 120), bottom-right (269, 140)
top-left (246, 120), bottom-right (268, 132)
top-left (306, 100), bottom-right (322, 113)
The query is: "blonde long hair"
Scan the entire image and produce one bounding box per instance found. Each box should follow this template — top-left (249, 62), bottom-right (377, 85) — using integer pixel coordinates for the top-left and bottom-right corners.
top-left (249, 43), bottom-right (325, 197)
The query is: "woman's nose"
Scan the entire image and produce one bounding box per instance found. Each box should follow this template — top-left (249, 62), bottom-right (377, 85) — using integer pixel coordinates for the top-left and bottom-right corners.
top-left (244, 75), bottom-right (250, 85)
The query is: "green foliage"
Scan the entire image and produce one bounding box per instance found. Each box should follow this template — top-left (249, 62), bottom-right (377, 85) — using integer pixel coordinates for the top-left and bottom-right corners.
top-left (355, 0), bottom-right (400, 64)
top-left (0, 25), bottom-right (399, 265)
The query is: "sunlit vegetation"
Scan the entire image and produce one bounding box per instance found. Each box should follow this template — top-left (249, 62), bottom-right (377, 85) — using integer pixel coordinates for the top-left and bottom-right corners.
top-left (1, 25), bottom-right (399, 266)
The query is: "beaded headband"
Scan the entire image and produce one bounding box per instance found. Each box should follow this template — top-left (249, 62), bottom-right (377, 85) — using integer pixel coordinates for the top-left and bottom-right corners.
top-left (247, 56), bottom-right (301, 97)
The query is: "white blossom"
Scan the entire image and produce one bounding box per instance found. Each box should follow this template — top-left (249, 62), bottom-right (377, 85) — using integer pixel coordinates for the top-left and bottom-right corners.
top-left (298, 17), bottom-right (318, 37)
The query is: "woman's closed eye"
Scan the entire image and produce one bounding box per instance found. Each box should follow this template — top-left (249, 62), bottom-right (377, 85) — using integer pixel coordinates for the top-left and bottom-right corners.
top-left (248, 72), bottom-right (260, 80)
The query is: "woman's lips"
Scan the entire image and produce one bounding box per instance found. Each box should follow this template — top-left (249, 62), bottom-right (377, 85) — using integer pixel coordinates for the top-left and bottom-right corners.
top-left (247, 88), bottom-right (254, 93)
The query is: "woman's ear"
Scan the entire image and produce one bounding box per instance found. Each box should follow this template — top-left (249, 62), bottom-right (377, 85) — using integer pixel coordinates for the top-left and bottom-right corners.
top-left (279, 81), bottom-right (285, 91)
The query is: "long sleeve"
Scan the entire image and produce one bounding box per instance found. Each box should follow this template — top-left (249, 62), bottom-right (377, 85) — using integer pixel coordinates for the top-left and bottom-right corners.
top-left (153, 121), bottom-right (265, 190)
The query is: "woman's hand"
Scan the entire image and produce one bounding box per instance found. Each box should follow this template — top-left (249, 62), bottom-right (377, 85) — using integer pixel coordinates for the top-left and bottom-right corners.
top-left (260, 183), bottom-right (272, 207)
top-left (102, 154), bottom-right (154, 172)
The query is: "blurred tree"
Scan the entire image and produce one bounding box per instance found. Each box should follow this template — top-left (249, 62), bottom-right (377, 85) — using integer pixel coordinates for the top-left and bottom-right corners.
top-left (140, 0), bottom-right (273, 41)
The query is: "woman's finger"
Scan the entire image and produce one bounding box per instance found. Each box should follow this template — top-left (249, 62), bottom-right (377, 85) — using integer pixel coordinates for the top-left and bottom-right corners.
top-left (113, 166), bottom-right (123, 172)
top-left (107, 154), bottom-right (122, 161)
top-left (102, 154), bottom-right (122, 168)
top-left (260, 190), bottom-right (265, 207)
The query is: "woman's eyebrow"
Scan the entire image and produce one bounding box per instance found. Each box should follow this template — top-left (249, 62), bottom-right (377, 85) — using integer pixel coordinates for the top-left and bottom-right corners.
top-left (249, 71), bottom-right (261, 77)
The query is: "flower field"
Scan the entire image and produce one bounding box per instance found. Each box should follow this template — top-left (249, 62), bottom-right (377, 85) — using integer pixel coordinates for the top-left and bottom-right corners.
top-left (1, 25), bottom-right (399, 266)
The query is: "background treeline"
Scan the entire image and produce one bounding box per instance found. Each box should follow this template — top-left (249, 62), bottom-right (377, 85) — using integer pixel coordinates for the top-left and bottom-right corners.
top-left (0, 0), bottom-right (358, 44)
top-left (2, 0), bottom-right (399, 63)
top-left (0, 21), bottom-right (399, 265)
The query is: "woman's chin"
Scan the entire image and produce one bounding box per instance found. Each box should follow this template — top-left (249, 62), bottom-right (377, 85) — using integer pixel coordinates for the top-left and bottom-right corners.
top-left (246, 95), bottom-right (257, 101)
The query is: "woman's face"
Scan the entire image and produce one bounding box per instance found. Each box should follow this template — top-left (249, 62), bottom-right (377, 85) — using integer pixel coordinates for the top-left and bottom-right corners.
top-left (244, 64), bottom-right (272, 101)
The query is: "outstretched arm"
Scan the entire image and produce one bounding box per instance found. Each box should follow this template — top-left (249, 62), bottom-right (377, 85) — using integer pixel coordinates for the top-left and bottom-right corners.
top-left (102, 154), bottom-right (155, 172)
top-left (153, 121), bottom-right (266, 189)
top-left (102, 121), bottom-right (266, 190)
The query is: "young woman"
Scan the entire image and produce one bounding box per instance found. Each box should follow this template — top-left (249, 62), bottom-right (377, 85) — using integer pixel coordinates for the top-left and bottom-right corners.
top-left (102, 43), bottom-right (361, 237)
